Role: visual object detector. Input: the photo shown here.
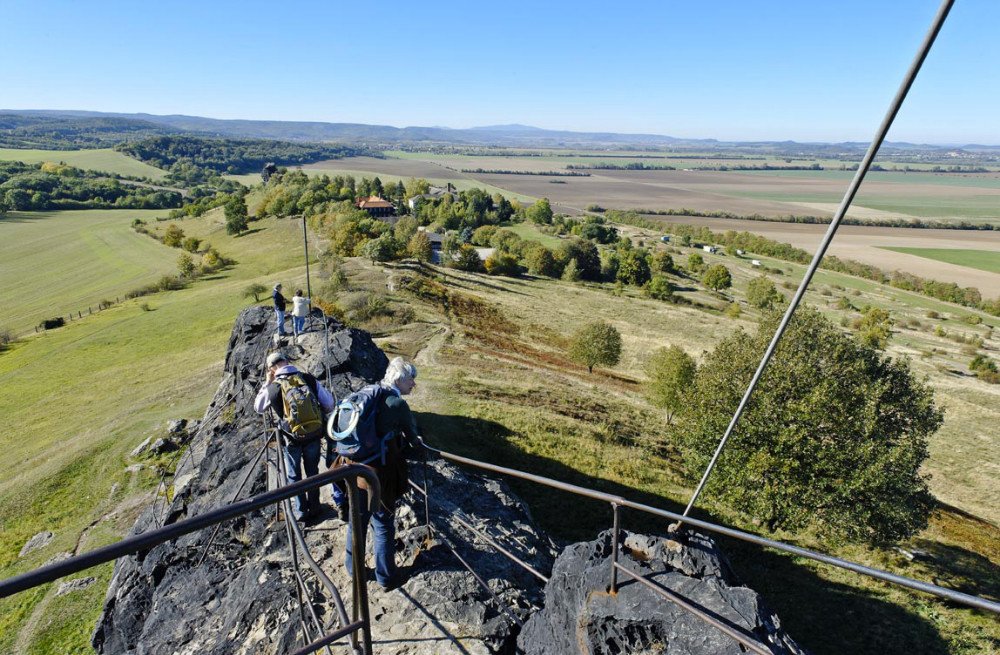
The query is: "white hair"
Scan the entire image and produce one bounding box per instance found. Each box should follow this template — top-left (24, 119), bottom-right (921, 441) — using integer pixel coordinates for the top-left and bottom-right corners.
top-left (382, 357), bottom-right (417, 388)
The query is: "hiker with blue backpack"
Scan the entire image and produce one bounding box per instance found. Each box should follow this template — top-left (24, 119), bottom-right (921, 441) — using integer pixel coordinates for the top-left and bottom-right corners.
top-left (328, 357), bottom-right (421, 591)
top-left (254, 350), bottom-right (335, 522)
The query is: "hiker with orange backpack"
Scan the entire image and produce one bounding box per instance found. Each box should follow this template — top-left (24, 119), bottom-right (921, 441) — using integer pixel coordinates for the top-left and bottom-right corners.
top-left (254, 351), bottom-right (336, 522)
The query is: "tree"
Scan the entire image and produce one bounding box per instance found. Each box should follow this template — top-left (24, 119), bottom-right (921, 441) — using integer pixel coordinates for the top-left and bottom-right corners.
top-left (484, 252), bottom-right (521, 277)
top-left (855, 306), bottom-right (893, 348)
top-left (558, 238), bottom-right (601, 281)
top-left (569, 321), bottom-right (622, 374)
top-left (645, 275), bottom-right (674, 301)
top-left (526, 198), bottom-right (553, 224)
top-left (561, 258), bottom-right (581, 282)
top-left (407, 231), bottom-right (433, 262)
top-left (617, 250), bottom-right (651, 286)
top-left (163, 223), bottom-right (185, 247)
top-left (746, 275), bottom-right (782, 309)
top-left (225, 195), bottom-right (249, 235)
top-left (182, 236), bottom-right (202, 253)
top-left (451, 244), bottom-right (482, 272)
top-left (702, 264), bottom-right (732, 292)
top-left (362, 234), bottom-right (398, 264)
top-left (244, 283), bottom-right (267, 303)
top-left (687, 252), bottom-right (704, 272)
top-left (524, 245), bottom-right (560, 277)
top-left (177, 253), bottom-right (196, 278)
top-left (651, 251), bottom-right (674, 274)
top-left (645, 346), bottom-right (696, 423)
top-left (677, 307), bottom-right (941, 545)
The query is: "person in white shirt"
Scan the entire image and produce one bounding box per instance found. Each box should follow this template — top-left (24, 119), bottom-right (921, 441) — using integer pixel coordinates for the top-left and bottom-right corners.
top-left (291, 289), bottom-right (311, 337)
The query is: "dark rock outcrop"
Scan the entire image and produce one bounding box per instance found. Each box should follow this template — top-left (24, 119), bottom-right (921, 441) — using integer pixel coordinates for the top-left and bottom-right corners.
top-left (93, 306), bottom-right (556, 655)
top-left (518, 530), bottom-right (807, 655)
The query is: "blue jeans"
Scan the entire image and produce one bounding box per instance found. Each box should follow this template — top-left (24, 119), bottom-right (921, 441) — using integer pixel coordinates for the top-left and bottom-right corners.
top-left (275, 308), bottom-right (287, 335)
top-left (293, 315), bottom-right (306, 336)
top-left (283, 438), bottom-right (321, 518)
top-left (345, 489), bottom-right (396, 586)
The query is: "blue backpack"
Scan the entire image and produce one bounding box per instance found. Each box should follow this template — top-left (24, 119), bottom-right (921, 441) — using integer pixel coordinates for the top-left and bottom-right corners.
top-left (328, 384), bottom-right (394, 465)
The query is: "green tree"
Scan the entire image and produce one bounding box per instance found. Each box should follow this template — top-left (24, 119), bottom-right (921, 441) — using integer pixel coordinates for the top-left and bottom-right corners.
top-left (645, 345), bottom-right (696, 423)
top-left (855, 306), bottom-right (893, 348)
top-left (645, 275), bottom-right (674, 301)
top-left (523, 245), bottom-right (560, 277)
top-left (362, 234), bottom-right (399, 264)
top-left (407, 231), bottom-right (433, 262)
top-left (677, 307), bottom-right (941, 545)
top-left (617, 250), bottom-right (651, 286)
top-left (225, 195), bottom-right (249, 235)
top-left (561, 257), bottom-right (581, 282)
top-left (702, 264), bottom-right (732, 292)
top-left (651, 251), bottom-right (674, 274)
top-left (163, 223), bottom-right (185, 247)
top-left (484, 252), bottom-right (521, 277)
top-left (746, 275), bottom-right (782, 309)
top-left (526, 198), bottom-right (554, 224)
top-left (557, 238), bottom-right (601, 281)
top-left (393, 216), bottom-right (419, 244)
top-left (182, 236), bottom-right (202, 253)
top-left (568, 321), bottom-right (622, 374)
top-left (451, 244), bottom-right (483, 272)
top-left (687, 252), bottom-right (704, 272)
top-left (177, 253), bottom-right (196, 278)
top-left (243, 283), bottom-right (267, 303)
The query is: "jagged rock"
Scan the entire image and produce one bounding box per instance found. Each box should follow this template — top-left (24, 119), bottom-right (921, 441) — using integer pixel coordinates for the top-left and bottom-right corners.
top-left (57, 576), bottom-right (96, 596)
top-left (130, 436), bottom-right (153, 458)
top-left (167, 419), bottom-right (188, 435)
top-left (19, 531), bottom-right (54, 557)
top-left (148, 438), bottom-right (178, 455)
top-left (96, 307), bottom-right (546, 655)
top-left (45, 551), bottom-right (73, 566)
top-left (518, 530), bottom-right (807, 655)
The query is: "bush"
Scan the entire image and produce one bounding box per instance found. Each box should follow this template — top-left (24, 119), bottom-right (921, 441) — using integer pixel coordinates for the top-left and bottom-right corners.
top-left (645, 275), bottom-right (674, 301)
top-left (687, 253), bottom-right (704, 272)
top-left (162, 223), bottom-right (185, 247)
top-left (450, 244), bottom-right (483, 272)
top-left (140, 302), bottom-right (153, 312)
top-left (725, 302), bottom-right (741, 318)
top-left (0, 327), bottom-right (15, 347)
top-left (484, 252), bottom-right (521, 277)
top-left (746, 276), bottom-right (782, 310)
top-left (524, 245), bottom-right (560, 277)
top-left (182, 237), bottom-right (202, 253)
top-left (40, 317), bottom-right (65, 330)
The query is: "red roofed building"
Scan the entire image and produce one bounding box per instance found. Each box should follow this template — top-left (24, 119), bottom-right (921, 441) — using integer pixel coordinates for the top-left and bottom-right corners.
top-left (356, 195), bottom-right (396, 219)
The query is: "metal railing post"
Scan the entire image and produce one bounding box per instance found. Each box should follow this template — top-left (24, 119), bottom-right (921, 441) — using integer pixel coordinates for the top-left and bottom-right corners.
top-left (609, 503), bottom-right (620, 595)
top-left (422, 447), bottom-right (433, 543)
top-left (346, 478), bottom-right (374, 655)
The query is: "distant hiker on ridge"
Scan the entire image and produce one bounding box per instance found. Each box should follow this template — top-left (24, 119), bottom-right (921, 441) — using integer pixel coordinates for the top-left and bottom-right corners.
top-left (291, 289), bottom-right (310, 339)
top-left (272, 283), bottom-right (288, 337)
top-left (329, 356), bottom-right (421, 591)
top-left (254, 351), bottom-right (335, 522)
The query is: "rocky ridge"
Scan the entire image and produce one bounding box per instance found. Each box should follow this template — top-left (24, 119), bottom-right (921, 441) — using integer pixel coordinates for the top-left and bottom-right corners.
top-left (93, 306), bottom-right (804, 654)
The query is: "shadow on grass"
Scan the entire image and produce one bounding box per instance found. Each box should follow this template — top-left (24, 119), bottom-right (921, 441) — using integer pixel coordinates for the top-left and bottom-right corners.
top-left (234, 228), bottom-right (265, 237)
top-left (415, 410), bottom-right (955, 655)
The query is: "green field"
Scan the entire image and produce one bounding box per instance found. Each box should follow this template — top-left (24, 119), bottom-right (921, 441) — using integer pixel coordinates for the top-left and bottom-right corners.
top-left (0, 210), bottom-right (179, 334)
top-left (879, 247), bottom-right (1000, 274)
top-left (0, 209), bottom-right (311, 653)
top-left (743, 169), bottom-right (1000, 188)
top-left (503, 221), bottom-right (565, 248)
top-left (0, 148), bottom-right (167, 180)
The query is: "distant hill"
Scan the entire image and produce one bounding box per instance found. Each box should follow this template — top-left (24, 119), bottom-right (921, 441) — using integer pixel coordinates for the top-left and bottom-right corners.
top-left (3, 109), bottom-right (1000, 155)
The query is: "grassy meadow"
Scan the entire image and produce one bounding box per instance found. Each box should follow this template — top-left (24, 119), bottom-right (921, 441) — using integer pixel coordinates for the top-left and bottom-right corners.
top-left (0, 209), bottom-right (312, 654)
top-left (0, 148), bottom-right (167, 180)
top-left (879, 247), bottom-right (1000, 274)
top-left (0, 210), bottom-right (178, 334)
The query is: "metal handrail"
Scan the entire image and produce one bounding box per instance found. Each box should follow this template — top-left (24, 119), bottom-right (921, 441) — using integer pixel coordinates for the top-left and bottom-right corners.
top-left (0, 465), bottom-right (381, 655)
top-left (416, 438), bottom-right (1000, 615)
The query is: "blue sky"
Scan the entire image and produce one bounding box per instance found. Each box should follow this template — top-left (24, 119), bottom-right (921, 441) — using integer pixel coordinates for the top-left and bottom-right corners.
top-left (2, 1), bottom-right (997, 144)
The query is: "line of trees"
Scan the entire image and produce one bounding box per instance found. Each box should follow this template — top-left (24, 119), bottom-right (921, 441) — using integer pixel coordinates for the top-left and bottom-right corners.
top-left (0, 161), bottom-right (182, 211)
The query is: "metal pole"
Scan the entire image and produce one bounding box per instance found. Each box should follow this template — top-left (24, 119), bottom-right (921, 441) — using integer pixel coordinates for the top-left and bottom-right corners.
top-left (609, 503), bottom-right (620, 594)
top-left (346, 479), bottom-right (374, 655)
top-left (302, 216), bottom-right (313, 303)
top-left (422, 448), bottom-right (433, 543)
top-left (679, 0), bottom-right (955, 522)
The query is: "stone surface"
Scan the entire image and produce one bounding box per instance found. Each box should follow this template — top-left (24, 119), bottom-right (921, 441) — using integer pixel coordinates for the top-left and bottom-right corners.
top-left (149, 438), bottom-right (178, 455)
top-left (57, 576), bottom-right (96, 596)
top-left (518, 529), bottom-right (807, 655)
top-left (167, 419), bottom-right (188, 435)
top-left (19, 531), bottom-right (54, 557)
top-left (93, 307), bottom-right (555, 655)
top-left (130, 437), bottom-right (153, 458)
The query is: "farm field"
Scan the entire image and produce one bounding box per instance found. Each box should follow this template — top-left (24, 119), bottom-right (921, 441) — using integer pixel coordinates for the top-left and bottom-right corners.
top-left (879, 247), bottom-right (1000, 274)
top-left (0, 210), bottom-right (179, 334)
top-left (0, 148), bottom-right (167, 180)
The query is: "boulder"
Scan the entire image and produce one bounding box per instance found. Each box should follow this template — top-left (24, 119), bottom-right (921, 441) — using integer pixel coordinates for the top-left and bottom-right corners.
top-left (19, 531), bottom-right (54, 557)
top-left (148, 438), bottom-right (178, 455)
top-left (518, 529), bottom-right (807, 655)
top-left (57, 576), bottom-right (96, 596)
top-left (167, 419), bottom-right (188, 435)
top-left (130, 437), bottom-right (153, 458)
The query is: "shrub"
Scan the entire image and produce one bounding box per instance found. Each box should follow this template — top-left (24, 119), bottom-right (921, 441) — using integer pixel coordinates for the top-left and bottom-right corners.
top-left (162, 223), bottom-right (185, 247)
top-left (0, 327), bottom-right (15, 347)
top-left (450, 244), bottom-right (483, 272)
top-left (645, 275), bottom-right (674, 301)
top-left (926, 310), bottom-right (940, 319)
top-left (484, 252), bottom-right (521, 277)
top-left (524, 245), bottom-right (560, 277)
top-left (177, 253), bottom-right (196, 278)
top-left (140, 302), bottom-right (152, 312)
top-left (182, 237), bottom-right (202, 253)
top-left (747, 276), bottom-right (783, 310)
top-left (41, 317), bottom-right (65, 330)
top-left (725, 302), bottom-right (742, 318)
top-left (687, 253), bottom-right (704, 272)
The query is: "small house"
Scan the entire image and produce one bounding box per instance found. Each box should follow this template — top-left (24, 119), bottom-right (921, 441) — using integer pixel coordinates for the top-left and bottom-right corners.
top-left (702, 245), bottom-right (716, 254)
top-left (751, 259), bottom-right (762, 267)
top-left (357, 196), bottom-right (396, 219)
top-left (736, 249), bottom-right (745, 256)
